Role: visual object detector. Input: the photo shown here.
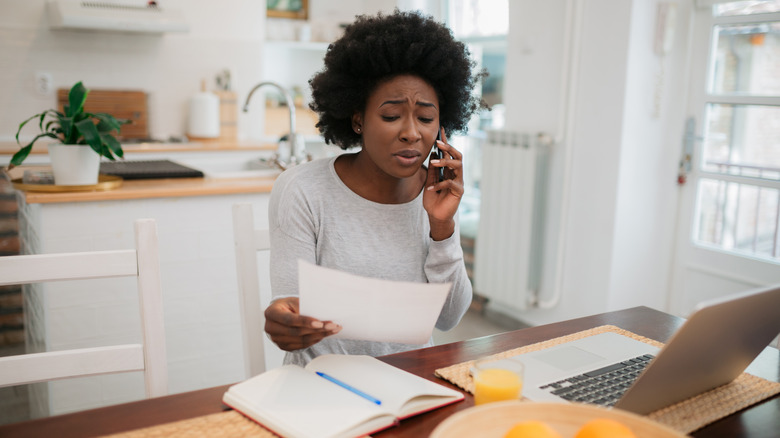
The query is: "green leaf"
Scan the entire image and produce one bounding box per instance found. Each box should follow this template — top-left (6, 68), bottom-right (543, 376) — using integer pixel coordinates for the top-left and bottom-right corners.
top-left (40, 110), bottom-right (63, 135)
top-left (75, 118), bottom-right (103, 156)
top-left (73, 112), bottom-right (89, 123)
top-left (9, 133), bottom-right (59, 168)
top-left (93, 113), bottom-right (126, 133)
top-left (15, 113), bottom-right (44, 144)
top-left (66, 81), bottom-right (88, 118)
top-left (98, 144), bottom-right (111, 160)
top-left (95, 119), bottom-right (111, 134)
top-left (101, 134), bottom-right (123, 159)
top-left (44, 119), bottom-right (59, 133)
top-left (92, 114), bottom-right (118, 134)
top-left (37, 112), bottom-right (48, 132)
top-left (9, 145), bottom-right (33, 168)
top-left (60, 116), bottom-right (74, 143)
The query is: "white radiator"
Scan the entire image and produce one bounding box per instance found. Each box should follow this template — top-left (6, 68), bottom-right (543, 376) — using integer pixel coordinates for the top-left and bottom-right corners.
top-left (474, 130), bottom-right (552, 311)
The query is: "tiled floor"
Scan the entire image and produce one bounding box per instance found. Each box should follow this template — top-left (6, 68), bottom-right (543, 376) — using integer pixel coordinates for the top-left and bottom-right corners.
top-left (0, 307), bottom-right (530, 426)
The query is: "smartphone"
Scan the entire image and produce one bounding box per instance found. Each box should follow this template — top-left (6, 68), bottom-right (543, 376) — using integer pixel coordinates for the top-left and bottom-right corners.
top-left (431, 128), bottom-right (444, 183)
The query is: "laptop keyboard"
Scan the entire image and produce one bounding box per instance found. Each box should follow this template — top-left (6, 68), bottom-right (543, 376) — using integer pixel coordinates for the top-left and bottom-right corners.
top-left (538, 354), bottom-right (655, 407)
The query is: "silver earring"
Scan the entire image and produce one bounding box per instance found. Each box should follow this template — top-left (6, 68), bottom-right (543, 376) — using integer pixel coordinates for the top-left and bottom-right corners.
top-left (356, 127), bottom-right (362, 133)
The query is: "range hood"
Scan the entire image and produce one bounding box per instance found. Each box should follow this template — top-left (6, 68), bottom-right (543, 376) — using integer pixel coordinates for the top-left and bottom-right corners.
top-left (46, 0), bottom-right (189, 34)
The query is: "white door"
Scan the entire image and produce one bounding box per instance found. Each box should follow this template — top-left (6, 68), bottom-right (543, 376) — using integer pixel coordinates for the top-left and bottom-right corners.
top-left (670, 1), bottom-right (780, 315)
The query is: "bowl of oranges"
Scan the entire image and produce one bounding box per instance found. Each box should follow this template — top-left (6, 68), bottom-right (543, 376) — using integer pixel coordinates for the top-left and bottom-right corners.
top-left (429, 402), bottom-right (688, 438)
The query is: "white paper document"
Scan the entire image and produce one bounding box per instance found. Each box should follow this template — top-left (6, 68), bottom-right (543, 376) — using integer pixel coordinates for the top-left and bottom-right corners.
top-left (297, 260), bottom-right (452, 345)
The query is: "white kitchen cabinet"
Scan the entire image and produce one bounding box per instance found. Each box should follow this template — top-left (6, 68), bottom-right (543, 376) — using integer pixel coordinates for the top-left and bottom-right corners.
top-left (16, 186), bottom-right (273, 417)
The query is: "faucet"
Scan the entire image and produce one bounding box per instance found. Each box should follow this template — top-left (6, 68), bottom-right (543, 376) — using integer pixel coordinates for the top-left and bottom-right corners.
top-left (243, 81), bottom-right (309, 170)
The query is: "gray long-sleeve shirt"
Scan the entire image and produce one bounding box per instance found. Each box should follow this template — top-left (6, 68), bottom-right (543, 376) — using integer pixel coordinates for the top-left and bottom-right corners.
top-left (268, 156), bottom-right (472, 366)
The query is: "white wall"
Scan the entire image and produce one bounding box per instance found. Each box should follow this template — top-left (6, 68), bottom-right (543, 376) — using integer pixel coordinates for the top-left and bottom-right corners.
top-left (0, 0), bottom-right (267, 142)
top-left (498, 0), bottom-right (690, 325)
top-left (0, 0), bottom-right (696, 345)
top-left (607, 0), bottom-right (687, 312)
top-left (0, 0), bottom-right (433, 144)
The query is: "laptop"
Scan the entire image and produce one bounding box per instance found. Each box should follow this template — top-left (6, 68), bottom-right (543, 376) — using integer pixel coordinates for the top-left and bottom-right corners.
top-left (489, 284), bottom-right (780, 414)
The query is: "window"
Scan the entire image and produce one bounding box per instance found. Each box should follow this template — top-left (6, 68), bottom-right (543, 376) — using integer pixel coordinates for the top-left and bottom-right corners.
top-left (444, 1), bottom-right (508, 198)
top-left (447, 0), bottom-right (508, 37)
top-left (446, 0), bottom-right (507, 129)
top-left (693, 1), bottom-right (780, 261)
top-left (445, 0), bottom-right (509, 279)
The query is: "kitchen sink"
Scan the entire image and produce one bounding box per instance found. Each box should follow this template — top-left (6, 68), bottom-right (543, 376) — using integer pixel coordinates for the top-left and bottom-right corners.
top-left (197, 158), bottom-right (283, 179)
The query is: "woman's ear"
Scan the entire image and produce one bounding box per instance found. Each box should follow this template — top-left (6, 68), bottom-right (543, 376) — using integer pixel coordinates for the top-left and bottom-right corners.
top-left (351, 113), bottom-right (363, 134)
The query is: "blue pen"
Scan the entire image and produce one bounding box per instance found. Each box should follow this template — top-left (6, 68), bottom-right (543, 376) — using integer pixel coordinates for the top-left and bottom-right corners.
top-left (316, 371), bottom-right (382, 405)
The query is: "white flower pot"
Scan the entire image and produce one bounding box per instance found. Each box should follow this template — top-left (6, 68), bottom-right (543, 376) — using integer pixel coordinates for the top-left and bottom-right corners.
top-left (48, 144), bottom-right (101, 185)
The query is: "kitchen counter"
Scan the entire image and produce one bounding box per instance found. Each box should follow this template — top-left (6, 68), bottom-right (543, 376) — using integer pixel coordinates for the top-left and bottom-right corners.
top-left (0, 140), bottom-right (276, 155)
top-left (13, 170), bottom-right (277, 418)
top-left (2, 140), bottom-right (293, 417)
top-left (5, 167), bottom-right (276, 204)
top-left (2, 140), bottom-right (284, 204)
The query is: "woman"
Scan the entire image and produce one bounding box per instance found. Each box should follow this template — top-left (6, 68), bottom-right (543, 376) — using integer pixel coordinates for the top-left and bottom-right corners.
top-left (265, 10), bottom-right (486, 365)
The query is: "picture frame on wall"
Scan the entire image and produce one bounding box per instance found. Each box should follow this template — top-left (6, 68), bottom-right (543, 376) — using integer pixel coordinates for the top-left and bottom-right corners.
top-left (267, 0), bottom-right (309, 20)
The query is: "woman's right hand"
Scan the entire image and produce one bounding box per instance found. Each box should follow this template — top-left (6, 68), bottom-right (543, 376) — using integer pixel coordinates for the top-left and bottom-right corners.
top-left (264, 297), bottom-right (341, 351)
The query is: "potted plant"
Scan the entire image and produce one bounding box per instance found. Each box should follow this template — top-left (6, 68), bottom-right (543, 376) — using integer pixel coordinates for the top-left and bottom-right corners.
top-left (10, 81), bottom-right (128, 185)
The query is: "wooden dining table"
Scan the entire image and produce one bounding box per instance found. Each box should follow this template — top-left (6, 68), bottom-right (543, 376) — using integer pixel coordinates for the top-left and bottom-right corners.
top-left (1, 306), bottom-right (778, 438)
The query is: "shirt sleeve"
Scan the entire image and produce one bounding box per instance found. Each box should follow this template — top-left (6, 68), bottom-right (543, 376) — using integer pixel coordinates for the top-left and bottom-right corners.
top-left (425, 220), bottom-right (473, 331)
top-left (268, 170), bottom-right (317, 301)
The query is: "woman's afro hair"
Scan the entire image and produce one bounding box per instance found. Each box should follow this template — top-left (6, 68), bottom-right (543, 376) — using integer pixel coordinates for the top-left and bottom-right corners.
top-left (308, 10), bottom-right (487, 149)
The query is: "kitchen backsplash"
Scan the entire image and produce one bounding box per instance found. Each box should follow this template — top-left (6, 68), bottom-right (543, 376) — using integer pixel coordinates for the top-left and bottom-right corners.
top-left (0, 0), bottom-right (267, 143)
top-left (1, 0), bottom-right (435, 145)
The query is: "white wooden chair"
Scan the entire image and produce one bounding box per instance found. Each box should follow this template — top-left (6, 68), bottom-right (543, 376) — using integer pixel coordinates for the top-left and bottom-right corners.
top-left (0, 218), bottom-right (167, 398)
top-left (232, 203), bottom-right (284, 377)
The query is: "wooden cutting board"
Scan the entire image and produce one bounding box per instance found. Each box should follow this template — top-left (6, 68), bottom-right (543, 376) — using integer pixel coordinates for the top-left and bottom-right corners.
top-left (57, 89), bottom-right (148, 139)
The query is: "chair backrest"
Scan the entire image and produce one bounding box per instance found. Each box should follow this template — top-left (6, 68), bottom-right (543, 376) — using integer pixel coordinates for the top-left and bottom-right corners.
top-left (233, 203), bottom-right (280, 377)
top-left (0, 219), bottom-right (167, 398)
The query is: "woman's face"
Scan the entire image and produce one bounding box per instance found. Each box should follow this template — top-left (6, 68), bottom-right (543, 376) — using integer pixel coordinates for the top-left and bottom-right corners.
top-left (354, 74), bottom-right (440, 180)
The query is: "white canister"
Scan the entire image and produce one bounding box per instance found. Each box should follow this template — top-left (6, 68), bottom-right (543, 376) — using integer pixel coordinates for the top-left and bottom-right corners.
top-left (188, 85), bottom-right (220, 138)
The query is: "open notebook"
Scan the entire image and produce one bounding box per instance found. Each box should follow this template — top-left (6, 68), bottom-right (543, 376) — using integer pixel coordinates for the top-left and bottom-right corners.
top-left (223, 354), bottom-right (464, 438)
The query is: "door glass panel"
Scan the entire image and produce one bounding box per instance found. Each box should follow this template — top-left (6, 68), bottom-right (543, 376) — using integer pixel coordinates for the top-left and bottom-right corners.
top-left (710, 22), bottom-right (780, 95)
top-left (446, 0), bottom-right (509, 283)
top-left (701, 104), bottom-right (780, 179)
top-left (696, 178), bottom-right (780, 260)
top-left (694, 2), bottom-right (780, 262)
top-left (715, 1), bottom-right (780, 17)
top-left (448, 0), bottom-right (509, 37)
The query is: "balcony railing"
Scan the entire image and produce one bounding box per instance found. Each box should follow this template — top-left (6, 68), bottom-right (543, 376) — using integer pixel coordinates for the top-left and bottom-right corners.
top-left (697, 161), bottom-right (780, 261)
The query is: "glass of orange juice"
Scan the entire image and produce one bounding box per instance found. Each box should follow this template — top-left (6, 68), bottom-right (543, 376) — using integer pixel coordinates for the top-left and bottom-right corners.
top-left (472, 357), bottom-right (524, 405)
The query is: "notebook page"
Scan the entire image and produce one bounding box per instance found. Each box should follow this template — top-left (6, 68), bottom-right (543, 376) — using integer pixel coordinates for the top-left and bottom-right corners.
top-left (306, 355), bottom-right (464, 417)
top-left (224, 365), bottom-right (393, 438)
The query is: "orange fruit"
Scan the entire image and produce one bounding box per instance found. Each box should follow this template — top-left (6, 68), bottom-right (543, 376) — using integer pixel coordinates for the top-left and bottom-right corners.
top-left (504, 420), bottom-right (562, 438)
top-left (574, 418), bottom-right (636, 438)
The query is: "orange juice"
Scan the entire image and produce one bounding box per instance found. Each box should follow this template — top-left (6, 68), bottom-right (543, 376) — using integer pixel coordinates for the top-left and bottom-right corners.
top-left (474, 367), bottom-right (523, 405)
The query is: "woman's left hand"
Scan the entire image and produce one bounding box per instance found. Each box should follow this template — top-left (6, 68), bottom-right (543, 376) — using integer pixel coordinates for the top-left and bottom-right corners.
top-left (423, 129), bottom-right (464, 241)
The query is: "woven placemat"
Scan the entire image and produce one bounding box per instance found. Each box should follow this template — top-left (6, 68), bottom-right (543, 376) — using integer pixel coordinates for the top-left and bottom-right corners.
top-left (434, 325), bottom-right (780, 435)
top-left (98, 410), bottom-right (280, 438)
